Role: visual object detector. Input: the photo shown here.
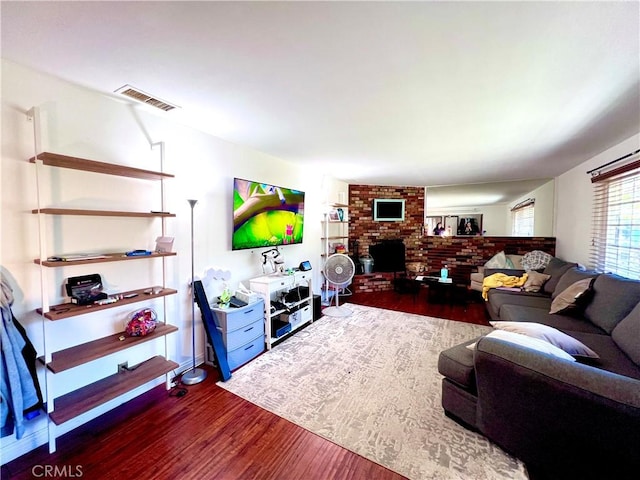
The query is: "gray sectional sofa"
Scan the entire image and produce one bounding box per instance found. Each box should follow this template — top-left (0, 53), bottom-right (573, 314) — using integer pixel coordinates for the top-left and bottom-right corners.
top-left (438, 258), bottom-right (640, 479)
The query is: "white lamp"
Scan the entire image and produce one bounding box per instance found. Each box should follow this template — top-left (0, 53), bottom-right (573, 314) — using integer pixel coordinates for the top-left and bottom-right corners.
top-left (181, 199), bottom-right (207, 385)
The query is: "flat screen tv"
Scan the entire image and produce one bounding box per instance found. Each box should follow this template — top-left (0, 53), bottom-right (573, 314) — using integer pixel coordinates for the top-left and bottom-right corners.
top-left (373, 198), bottom-right (405, 221)
top-left (232, 178), bottom-right (305, 250)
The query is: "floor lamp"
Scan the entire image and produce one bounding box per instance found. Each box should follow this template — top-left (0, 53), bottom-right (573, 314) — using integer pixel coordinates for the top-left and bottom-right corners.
top-left (181, 199), bottom-right (207, 385)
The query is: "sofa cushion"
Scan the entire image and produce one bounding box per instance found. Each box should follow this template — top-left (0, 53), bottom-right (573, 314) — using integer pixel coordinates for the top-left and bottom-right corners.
top-left (487, 290), bottom-right (551, 319)
top-left (551, 267), bottom-right (600, 299)
top-left (611, 302), bottom-right (640, 366)
top-left (542, 257), bottom-right (578, 294)
top-left (437, 337), bottom-right (481, 391)
top-left (524, 271), bottom-right (551, 293)
top-left (498, 304), bottom-right (607, 334)
top-left (521, 250), bottom-right (553, 271)
top-left (584, 274), bottom-right (640, 334)
top-left (569, 331), bottom-right (640, 380)
top-left (490, 321), bottom-right (599, 359)
top-left (549, 278), bottom-right (594, 315)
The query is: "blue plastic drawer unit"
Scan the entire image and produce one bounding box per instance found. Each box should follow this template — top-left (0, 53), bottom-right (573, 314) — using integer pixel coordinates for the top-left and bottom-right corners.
top-left (211, 300), bottom-right (265, 370)
top-left (227, 336), bottom-right (264, 371)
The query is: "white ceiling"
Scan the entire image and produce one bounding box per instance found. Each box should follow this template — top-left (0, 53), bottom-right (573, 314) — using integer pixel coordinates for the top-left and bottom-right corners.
top-left (2, 1), bottom-right (639, 204)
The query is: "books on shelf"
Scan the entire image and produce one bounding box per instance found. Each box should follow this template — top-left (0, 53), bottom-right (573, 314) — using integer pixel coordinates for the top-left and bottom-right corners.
top-left (47, 253), bottom-right (109, 262)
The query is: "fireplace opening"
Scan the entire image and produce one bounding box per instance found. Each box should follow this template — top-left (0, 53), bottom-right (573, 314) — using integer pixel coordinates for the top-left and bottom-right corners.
top-left (369, 239), bottom-right (406, 272)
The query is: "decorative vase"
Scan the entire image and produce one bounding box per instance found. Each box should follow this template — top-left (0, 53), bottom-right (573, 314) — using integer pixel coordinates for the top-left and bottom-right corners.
top-left (337, 208), bottom-right (344, 221)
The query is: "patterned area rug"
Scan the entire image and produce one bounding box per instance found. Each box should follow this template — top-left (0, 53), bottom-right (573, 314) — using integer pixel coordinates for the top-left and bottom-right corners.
top-left (218, 304), bottom-right (528, 479)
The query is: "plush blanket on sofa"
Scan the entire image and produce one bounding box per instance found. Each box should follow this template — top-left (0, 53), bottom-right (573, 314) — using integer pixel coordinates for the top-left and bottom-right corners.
top-left (482, 272), bottom-right (528, 300)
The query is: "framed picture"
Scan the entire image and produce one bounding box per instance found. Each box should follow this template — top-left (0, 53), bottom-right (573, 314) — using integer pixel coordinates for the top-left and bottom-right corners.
top-left (457, 214), bottom-right (483, 235)
top-left (425, 216), bottom-right (443, 236)
top-left (328, 210), bottom-right (340, 221)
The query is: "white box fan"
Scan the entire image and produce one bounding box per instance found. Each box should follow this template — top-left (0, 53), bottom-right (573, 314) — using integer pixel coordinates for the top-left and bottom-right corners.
top-left (323, 253), bottom-right (355, 317)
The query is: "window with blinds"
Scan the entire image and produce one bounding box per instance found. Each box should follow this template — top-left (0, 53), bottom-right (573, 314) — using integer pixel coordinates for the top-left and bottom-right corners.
top-left (511, 199), bottom-right (534, 236)
top-left (590, 159), bottom-right (640, 280)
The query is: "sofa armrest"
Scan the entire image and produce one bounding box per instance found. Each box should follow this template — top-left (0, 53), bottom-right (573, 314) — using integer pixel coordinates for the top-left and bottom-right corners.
top-left (474, 336), bottom-right (640, 478)
top-left (483, 268), bottom-right (526, 278)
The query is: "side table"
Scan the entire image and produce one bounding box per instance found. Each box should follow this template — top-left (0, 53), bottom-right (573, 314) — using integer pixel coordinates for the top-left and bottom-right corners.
top-left (416, 275), bottom-right (467, 306)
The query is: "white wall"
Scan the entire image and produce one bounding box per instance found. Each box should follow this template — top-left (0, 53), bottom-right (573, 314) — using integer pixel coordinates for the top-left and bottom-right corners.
top-left (555, 133), bottom-right (640, 266)
top-left (507, 179), bottom-right (555, 236)
top-left (0, 60), bottom-right (344, 461)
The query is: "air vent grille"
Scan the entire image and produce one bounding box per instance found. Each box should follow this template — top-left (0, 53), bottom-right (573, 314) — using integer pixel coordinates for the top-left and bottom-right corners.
top-left (115, 85), bottom-right (178, 112)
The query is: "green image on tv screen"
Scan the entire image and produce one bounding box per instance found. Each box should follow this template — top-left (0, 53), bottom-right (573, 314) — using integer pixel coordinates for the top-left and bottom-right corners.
top-left (232, 178), bottom-right (305, 250)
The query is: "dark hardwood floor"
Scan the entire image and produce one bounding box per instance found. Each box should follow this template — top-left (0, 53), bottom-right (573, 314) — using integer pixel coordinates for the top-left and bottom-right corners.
top-left (346, 286), bottom-right (490, 326)
top-left (3, 289), bottom-right (488, 480)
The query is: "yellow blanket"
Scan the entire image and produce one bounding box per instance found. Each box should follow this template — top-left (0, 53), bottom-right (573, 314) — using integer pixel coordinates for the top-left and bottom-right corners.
top-left (482, 272), bottom-right (528, 300)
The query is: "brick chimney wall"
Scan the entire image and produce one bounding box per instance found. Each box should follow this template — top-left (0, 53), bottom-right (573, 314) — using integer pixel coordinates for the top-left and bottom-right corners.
top-left (348, 185), bottom-right (424, 262)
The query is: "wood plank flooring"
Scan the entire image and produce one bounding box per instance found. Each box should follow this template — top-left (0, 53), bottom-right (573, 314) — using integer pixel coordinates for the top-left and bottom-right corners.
top-left (3, 289), bottom-right (488, 480)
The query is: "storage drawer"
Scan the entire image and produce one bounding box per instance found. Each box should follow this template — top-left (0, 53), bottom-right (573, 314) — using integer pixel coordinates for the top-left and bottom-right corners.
top-left (227, 334), bottom-right (265, 370)
top-left (298, 304), bottom-right (312, 322)
top-left (282, 304), bottom-right (311, 331)
top-left (222, 318), bottom-right (264, 351)
top-left (212, 300), bottom-right (264, 332)
top-left (295, 270), bottom-right (312, 283)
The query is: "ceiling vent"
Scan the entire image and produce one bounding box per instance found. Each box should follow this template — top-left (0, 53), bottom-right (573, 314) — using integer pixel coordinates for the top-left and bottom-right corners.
top-left (114, 84), bottom-right (179, 112)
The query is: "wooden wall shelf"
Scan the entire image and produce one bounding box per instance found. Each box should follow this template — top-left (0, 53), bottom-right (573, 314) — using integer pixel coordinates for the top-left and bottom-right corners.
top-left (29, 138), bottom-right (178, 452)
top-left (37, 287), bottom-right (178, 320)
top-left (49, 356), bottom-right (178, 425)
top-left (32, 208), bottom-right (175, 218)
top-left (40, 324), bottom-right (178, 373)
top-left (30, 152), bottom-right (174, 180)
top-left (35, 252), bottom-right (176, 268)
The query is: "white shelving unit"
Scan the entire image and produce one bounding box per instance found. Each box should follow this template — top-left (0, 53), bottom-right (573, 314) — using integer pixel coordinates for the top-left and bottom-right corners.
top-left (249, 271), bottom-right (313, 350)
top-left (29, 109), bottom-right (178, 452)
top-left (321, 203), bottom-right (349, 305)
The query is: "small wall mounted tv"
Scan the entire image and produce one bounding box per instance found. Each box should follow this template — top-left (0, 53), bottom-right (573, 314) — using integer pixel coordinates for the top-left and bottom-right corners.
top-left (232, 178), bottom-right (305, 250)
top-left (373, 198), bottom-right (405, 221)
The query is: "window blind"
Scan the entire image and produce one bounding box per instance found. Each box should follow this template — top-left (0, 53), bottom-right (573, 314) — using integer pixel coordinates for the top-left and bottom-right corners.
top-left (511, 199), bottom-right (534, 236)
top-left (590, 164), bottom-right (640, 279)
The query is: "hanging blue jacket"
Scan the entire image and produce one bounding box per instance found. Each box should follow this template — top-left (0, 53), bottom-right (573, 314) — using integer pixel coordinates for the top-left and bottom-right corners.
top-left (1, 276), bottom-right (42, 439)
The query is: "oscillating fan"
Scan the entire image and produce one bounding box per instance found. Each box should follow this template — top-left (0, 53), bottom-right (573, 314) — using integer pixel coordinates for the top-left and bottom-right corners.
top-left (323, 253), bottom-right (356, 317)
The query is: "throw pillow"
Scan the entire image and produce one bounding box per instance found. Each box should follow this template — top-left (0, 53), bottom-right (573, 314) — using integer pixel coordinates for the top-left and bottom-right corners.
top-left (542, 257), bottom-right (577, 294)
top-left (549, 278), bottom-right (594, 315)
top-left (521, 250), bottom-right (553, 271)
top-left (611, 302), bottom-right (640, 366)
top-left (523, 271), bottom-right (551, 293)
top-left (485, 251), bottom-right (508, 269)
top-left (551, 267), bottom-right (599, 299)
top-left (472, 329), bottom-right (576, 362)
top-left (507, 254), bottom-right (524, 270)
top-left (490, 321), bottom-right (599, 359)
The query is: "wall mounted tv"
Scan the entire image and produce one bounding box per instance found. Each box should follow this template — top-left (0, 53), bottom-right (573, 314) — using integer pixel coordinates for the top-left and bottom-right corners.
top-left (373, 198), bottom-right (405, 221)
top-left (232, 178), bottom-right (305, 250)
